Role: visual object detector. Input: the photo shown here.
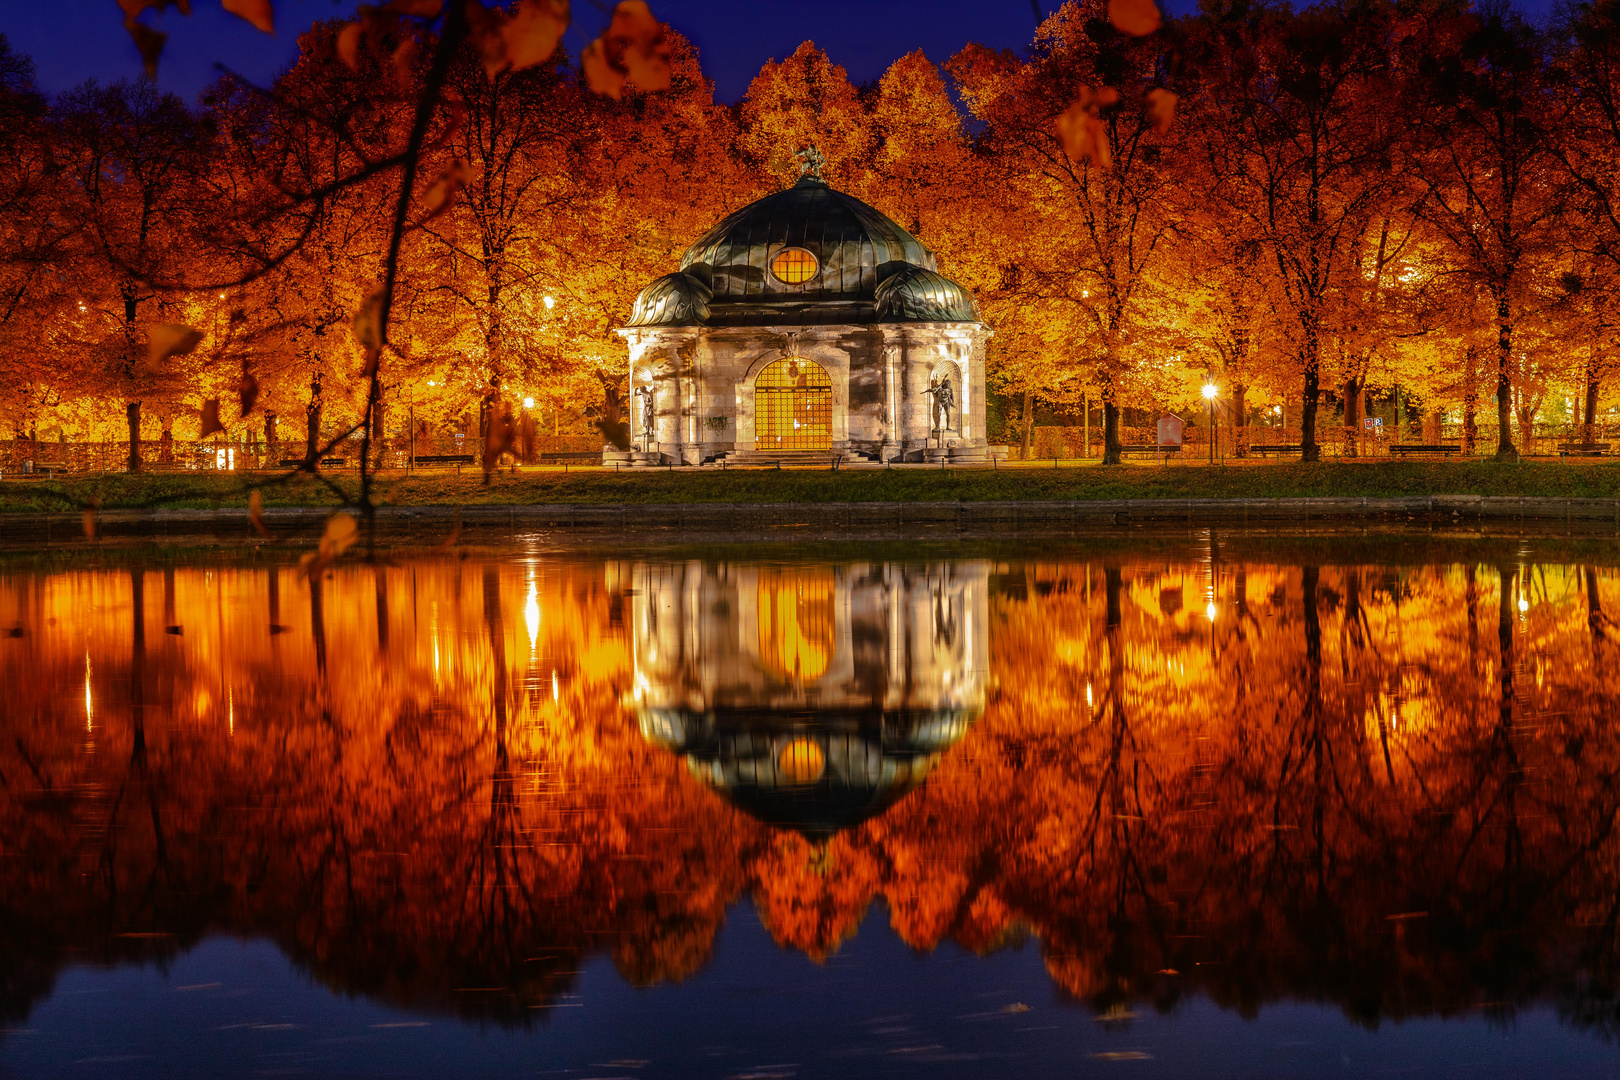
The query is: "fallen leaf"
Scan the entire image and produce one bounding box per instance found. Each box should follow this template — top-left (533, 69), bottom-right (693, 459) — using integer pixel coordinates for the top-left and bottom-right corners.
top-left (1146, 88), bottom-right (1178, 134)
top-left (147, 323), bottom-right (203, 367)
top-left (248, 490), bottom-right (270, 537)
top-left (336, 22), bottom-right (363, 70)
top-left (1109, 0), bottom-right (1161, 35)
top-left (199, 398), bottom-right (224, 439)
top-left (503, 0), bottom-right (569, 70)
top-left (222, 0), bottom-right (273, 33)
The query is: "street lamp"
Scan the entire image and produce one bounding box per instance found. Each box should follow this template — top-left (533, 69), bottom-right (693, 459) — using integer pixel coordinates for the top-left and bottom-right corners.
top-left (1202, 382), bottom-right (1219, 465)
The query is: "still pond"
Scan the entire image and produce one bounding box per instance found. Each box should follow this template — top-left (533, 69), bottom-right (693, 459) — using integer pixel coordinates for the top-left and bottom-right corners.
top-left (2, 531), bottom-right (1619, 1078)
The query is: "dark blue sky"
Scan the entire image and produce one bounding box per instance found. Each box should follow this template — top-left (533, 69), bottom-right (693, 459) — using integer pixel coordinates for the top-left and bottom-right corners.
top-left (2, 0), bottom-right (1114, 104)
top-left (0, 0), bottom-right (1556, 105)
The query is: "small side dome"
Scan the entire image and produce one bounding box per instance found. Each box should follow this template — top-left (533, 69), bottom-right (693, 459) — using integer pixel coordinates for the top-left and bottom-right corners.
top-left (875, 266), bottom-right (976, 323)
top-left (626, 273), bottom-right (712, 327)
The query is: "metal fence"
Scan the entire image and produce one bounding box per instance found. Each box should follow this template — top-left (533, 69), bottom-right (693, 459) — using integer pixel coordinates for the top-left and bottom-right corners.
top-left (1005, 423), bottom-right (1620, 460)
top-left (2, 434), bottom-right (603, 474)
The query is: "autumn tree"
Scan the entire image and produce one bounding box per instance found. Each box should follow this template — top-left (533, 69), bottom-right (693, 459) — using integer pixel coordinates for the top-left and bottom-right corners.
top-left (55, 77), bottom-right (211, 471)
top-left (1188, 0), bottom-right (1408, 461)
top-left (1409, 3), bottom-right (1565, 460)
top-left (953, 1), bottom-right (1184, 464)
top-left (0, 36), bottom-right (74, 455)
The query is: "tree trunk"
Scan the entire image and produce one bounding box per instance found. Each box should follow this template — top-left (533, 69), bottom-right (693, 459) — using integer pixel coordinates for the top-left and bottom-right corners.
top-left (1300, 369), bottom-right (1321, 463)
top-left (1021, 390), bottom-right (1033, 461)
top-left (1493, 292), bottom-right (1518, 461)
top-left (1100, 378), bottom-right (1121, 465)
top-left (1341, 377), bottom-right (1362, 458)
top-left (265, 412), bottom-right (278, 459)
top-left (1231, 382), bottom-right (1248, 458)
top-left (1463, 346), bottom-right (1478, 455)
top-left (126, 401), bottom-right (142, 473)
top-left (1584, 366), bottom-right (1600, 443)
top-left (305, 402), bottom-right (321, 465)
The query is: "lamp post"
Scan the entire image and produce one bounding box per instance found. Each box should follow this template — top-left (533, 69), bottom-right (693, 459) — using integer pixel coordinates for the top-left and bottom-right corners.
top-left (1202, 382), bottom-right (1219, 465)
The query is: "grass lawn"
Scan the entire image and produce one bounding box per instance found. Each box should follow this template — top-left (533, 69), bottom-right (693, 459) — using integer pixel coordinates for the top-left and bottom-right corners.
top-left (6, 459), bottom-right (1620, 513)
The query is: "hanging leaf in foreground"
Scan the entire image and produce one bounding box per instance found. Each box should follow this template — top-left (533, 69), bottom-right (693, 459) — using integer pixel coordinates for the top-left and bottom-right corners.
top-left (199, 398), bottom-right (225, 439)
top-left (431, 508), bottom-right (463, 553)
top-left (484, 403), bottom-right (517, 478)
top-left (352, 288), bottom-right (385, 376)
top-left (595, 376), bottom-right (631, 451)
top-left (222, 0), bottom-right (274, 33)
top-left (1057, 86), bottom-right (1120, 170)
top-left (248, 490), bottom-right (270, 538)
top-left (503, 0), bottom-right (569, 71)
top-left (128, 23), bottom-right (168, 80)
top-left (239, 362), bottom-right (261, 417)
top-left (1109, 0), bottom-right (1162, 36)
top-left (1146, 88), bottom-right (1178, 135)
top-left (336, 22), bottom-right (364, 70)
top-left (147, 323), bottom-right (204, 368)
top-left (422, 159), bottom-right (470, 223)
top-left (298, 513), bottom-right (360, 578)
top-left (583, 0), bottom-right (672, 99)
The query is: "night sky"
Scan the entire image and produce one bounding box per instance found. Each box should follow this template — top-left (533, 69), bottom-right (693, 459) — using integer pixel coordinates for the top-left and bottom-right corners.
top-left (0, 0), bottom-right (1560, 106)
top-left (5, 0), bottom-right (1155, 105)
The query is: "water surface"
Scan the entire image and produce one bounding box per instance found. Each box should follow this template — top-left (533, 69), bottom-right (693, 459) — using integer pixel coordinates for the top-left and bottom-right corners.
top-left (2, 532), bottom-right (1619, 1077)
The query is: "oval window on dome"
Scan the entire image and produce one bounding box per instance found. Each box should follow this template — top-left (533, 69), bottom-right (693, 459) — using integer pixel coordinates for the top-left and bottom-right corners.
top-left (770, 247), bottom-right (819, 285)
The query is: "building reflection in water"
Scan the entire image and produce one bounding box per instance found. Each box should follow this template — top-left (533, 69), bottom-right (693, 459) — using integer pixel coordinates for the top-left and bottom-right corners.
top-left (2, 546), bottom-right (1620, 1033)
top-left (632, 561), bottom-right (986, 837)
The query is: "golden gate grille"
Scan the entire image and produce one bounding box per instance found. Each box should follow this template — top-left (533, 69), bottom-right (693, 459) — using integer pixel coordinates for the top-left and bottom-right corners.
top-left (755, 359), bottom-right (832, 451)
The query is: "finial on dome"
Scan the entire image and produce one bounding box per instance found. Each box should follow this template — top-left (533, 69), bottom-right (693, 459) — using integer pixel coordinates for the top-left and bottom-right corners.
top-left (794, 145), bottom-right (826, 182)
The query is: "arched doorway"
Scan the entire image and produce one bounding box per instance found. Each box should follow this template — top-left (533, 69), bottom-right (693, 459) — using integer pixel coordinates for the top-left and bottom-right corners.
top-left (755, 358), bottom-right (832, 451)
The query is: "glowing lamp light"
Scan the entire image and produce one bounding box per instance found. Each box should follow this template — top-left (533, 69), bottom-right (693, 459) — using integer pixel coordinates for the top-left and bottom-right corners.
top-left (543, 295), bottom-right (556, 309)
top-left (1206, 602), bottom-right (1218, 622)
top-left (1202, 383), bottom-right (1219, 401)
top-left (523, 396), bottom-right (535, 409)
top-left (1518, 596), bottom-right (1529, 613)
top-left (778, 738), bottom-right (826, 785)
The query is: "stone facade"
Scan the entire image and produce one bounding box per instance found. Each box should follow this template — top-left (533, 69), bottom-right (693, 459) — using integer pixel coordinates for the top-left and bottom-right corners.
top-left (619, 322), bottom-right (990, 464)
top-left (614, 171), bottom-right (991, 465)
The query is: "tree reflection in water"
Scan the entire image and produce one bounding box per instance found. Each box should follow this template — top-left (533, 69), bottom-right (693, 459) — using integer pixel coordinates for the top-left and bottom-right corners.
top-left (1, 542), bottom-right (1619, 1035)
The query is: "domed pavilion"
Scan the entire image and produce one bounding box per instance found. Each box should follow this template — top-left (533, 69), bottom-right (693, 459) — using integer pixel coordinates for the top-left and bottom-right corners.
top-left (615, 150), bottom-right (991, 465)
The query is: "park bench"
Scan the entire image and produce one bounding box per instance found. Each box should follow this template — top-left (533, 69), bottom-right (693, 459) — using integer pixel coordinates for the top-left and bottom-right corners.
top-left (1117, 444), bottom-right (1181, 459)
top-left (1389, 444), bottom-right (1462, 458)
top-left (409, 454), bottom-right (474, 466)
top-left (279, 457), bottom-right (348, 468)
top-left (8, 460), bottom-right (68, 478)
top-left (1559, 442), bottom-right (1611, 458)
top-left (1250, 444), bottom-right (1302, 457)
